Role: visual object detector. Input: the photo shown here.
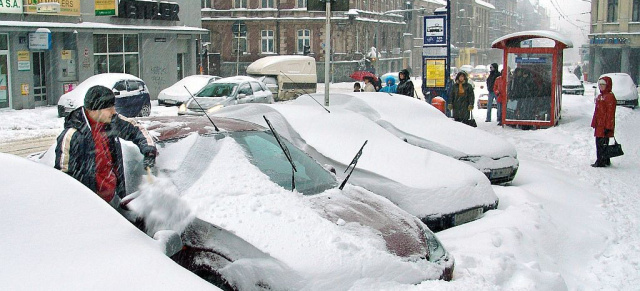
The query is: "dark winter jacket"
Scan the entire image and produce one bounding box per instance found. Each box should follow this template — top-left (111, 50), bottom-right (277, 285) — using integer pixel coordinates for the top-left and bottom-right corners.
top-left (486, 63), bottom-right (501, 93)
top-left (591, 77), bottom-right (616, 138)
top-left (396, 69), bottom-right (415, 97)
top-left (54, 107), bottom-right (156, 201)
top-left (448, 72), bottom-right (475, 121)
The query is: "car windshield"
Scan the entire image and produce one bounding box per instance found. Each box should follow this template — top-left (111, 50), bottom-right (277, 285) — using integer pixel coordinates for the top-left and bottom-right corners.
top-left (197, 83), bottom-right (237, 98)
top-left (156, 130), bottom-right (338, 195)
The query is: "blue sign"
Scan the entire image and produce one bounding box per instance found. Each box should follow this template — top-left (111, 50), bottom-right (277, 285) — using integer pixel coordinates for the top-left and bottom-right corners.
top-left (515, 57), bottom-right (548, 64)
top-left (423, 15), bottom-right (447, 46)
top-left (28, 32), bottom-right (52, 50)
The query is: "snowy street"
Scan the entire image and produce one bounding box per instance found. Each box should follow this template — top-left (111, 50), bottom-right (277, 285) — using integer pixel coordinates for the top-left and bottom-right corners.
top-left (1, 82), bottom-right (639, 290)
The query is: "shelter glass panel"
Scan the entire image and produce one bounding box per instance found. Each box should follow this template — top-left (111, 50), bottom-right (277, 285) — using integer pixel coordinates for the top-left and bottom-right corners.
top-left (505, 53), bottom-right (554, 122)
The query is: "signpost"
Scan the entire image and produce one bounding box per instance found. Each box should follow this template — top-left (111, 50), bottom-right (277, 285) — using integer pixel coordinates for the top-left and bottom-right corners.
top-left (422, 6), bottom-right (450, 103)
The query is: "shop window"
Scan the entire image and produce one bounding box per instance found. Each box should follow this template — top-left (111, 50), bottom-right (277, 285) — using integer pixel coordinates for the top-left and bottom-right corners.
top-left (261, 30), bottom-right (275, 54)
top-left (234, 0), bottom-right (247, 8)
top-left (94, 34), bottom-right (139, 77)
top-left (297, 29), bottom-right (311, 54)
top-left (607, 0), bottom-right (618, 22)
top-left (633, 0), bottom-right (640, 22)
top-left (297, 0), bottom-right (306, 8)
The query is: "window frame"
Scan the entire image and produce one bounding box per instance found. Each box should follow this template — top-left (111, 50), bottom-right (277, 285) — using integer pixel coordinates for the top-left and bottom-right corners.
top-left (93, 33), bottom-right (140, 77)
top-left (234, 0), bottom-right (247, 9)
top-left (261, 30), bottom-right (275, 54)
top-left (633, 0), bottom-right (640, 22)
top-left (297, 29), bottom-right (311, 54)
top-left (606, 0), bottom-right (618, 23)
top-left (262, 0), bottom-right (274, 9)
top-left (297, 0), bottom-right (307, 8)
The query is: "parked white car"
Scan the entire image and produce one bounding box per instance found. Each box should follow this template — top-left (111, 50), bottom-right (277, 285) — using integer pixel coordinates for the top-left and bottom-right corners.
top-left (178, 76), bottom-right (274, 116)
top-left (158, 75), bottom-right (221, 106)
top-left (562, 73), bottom-right (584, 95)
top-left (593, 73), bottom-right (639, 108)
top-left (310, 92), bottom-right (519, 184)
top-left (213, 99), bottom-right (499, 231)
top-left (57, 73), bottom-right (151, 118)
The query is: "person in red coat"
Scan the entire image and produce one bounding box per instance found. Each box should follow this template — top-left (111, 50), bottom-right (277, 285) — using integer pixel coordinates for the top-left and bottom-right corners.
top-left (591, 76), bottom-right (617, 167)
top-left (493, 69), bottom-right (508, 125)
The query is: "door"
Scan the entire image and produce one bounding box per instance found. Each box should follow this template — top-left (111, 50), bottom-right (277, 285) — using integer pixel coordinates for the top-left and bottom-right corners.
top-left (236, 82), bottom-right (253, 104)
top-left (33, 52), bottom-right (47, 106)
top-left (0, 34), bottom-right (8, 108)
top-left (250, 81), bottom-right (268, 103)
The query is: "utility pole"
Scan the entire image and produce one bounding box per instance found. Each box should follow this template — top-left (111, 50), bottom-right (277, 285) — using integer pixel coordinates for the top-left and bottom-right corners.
top-left (324, 0), bottom-right (331, 106)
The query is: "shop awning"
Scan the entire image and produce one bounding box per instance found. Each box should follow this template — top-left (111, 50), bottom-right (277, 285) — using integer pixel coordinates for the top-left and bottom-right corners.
top-left (0, 20), bottom-right (208, 34)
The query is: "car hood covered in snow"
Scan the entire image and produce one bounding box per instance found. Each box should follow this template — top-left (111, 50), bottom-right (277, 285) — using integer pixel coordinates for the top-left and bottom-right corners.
top-left (158, 75), bottom-right (218, 103)
top-left (213, 103), bottom-right (498, 221)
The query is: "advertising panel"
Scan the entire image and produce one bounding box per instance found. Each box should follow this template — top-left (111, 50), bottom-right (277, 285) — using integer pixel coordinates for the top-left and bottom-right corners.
top-left (95, 0), bottom-right (117, 16)
top-left (425, 59), bottom-right (446, 88)
top-left (423, 15), bottom-right (447, 47)
top-left (0, 0), bottom-right (23, 14)
top-left (24, 0), bottom-right (81, 16)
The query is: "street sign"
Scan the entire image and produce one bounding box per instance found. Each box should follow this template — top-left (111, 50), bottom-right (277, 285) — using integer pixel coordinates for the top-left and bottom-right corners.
top-left (423, 15), bottom-right (447, 46)
top-left (307, 0), bottom-right (349, 12)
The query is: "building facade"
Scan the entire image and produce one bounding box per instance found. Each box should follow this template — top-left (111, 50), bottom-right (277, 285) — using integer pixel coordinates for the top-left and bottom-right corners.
top-left (589, 0), bottom-right (640, 83)
top-left (449, 0), bottom-right (495, 67)
top-left (486, 0), bottom-right (519, 62)
top-left (0, 0), bottom-right (205, 110)
top-left (201, 0), bottom-right (438, 82)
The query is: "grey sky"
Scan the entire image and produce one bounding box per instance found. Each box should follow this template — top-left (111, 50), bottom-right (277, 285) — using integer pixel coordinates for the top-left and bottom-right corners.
top-left (538, 0), bottom-right (592, 63)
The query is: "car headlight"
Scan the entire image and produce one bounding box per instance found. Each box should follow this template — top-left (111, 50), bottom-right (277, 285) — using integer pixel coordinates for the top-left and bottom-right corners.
top-left (207, 104), bottom-right (224, 113)
top-left (179, 104), bottom-right (187, 112)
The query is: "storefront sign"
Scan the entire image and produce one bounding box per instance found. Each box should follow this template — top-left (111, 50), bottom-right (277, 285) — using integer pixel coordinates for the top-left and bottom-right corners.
top-left (0, 0), bottom-right (23, 14)
top-left (18, 50), bottom-right (31, 71)
top-left (590, 37), bottom-right (630, 45)
top-left (95, 0), bottom-right (117, 16)
top-left (29, 32), bottom-right (51, 50)
top-left (0, 75), bottom-right (7, 102)
top-left (117, 0), bottom-right (179, 21)
top-left (21, 83), bottom-right (29, 96)
top-left (24, 0), bottom-right (81, 16)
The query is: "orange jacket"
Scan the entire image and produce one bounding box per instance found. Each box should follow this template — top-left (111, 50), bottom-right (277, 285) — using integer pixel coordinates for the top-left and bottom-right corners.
top-left (494, 75), bottom-right (506, 104)
top-left (591, 76), bottom-right (616, 137)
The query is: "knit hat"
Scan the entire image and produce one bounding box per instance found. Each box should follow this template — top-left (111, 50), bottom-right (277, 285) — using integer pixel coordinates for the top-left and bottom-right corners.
top-left (84, 85), bottom-right (115, 110)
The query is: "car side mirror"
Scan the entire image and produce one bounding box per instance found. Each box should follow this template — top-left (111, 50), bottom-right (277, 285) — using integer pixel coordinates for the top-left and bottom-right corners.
top-left (237, 93), bottom-right (247, 99)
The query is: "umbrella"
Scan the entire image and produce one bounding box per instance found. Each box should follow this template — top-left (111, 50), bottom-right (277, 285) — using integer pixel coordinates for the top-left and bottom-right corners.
top-left (350, 71), bottom-right (378, 82)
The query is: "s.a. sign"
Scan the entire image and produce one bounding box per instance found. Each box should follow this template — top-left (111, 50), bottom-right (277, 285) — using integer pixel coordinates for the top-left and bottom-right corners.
top-left (423, 15), bottom-right (447, 46)
top-left (0, 0), bottom-right (23, 14)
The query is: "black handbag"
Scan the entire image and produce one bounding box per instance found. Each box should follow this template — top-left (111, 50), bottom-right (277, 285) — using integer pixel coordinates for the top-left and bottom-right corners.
top-left (464, 110), bottom-right (477, 127)
top-left (604, 137), bottom-right (624, 158)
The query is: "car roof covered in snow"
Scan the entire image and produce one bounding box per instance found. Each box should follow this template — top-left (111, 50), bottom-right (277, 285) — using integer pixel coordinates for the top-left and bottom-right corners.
top-left (139, 116), bottom-right (265, 141)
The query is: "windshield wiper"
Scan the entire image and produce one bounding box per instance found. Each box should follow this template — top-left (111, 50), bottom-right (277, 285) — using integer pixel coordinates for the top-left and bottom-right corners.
top-left (263, 115), bottom-right (297, 192)
top-left (184, 85), bottom-right (220, 132)
top-left (339, 140), bottom-right (368, 190)
top-left (279, 71), bottom-right (330, 113)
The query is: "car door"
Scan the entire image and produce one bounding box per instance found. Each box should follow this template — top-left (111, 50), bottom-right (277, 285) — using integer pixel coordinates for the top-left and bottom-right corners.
top-left (236, 82), bottom-right (254, 104)
top-left (250, 81), bottom-right (268, 103)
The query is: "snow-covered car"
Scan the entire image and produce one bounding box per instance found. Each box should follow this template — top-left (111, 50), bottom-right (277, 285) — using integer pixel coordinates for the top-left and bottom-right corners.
top-left (130, 116), bottom-right (455, 286)
top-left (593, 73), bottom-right (639, 108)
top-left (178, 76), bottom-right (273, 116)
top-left (213, 101), bottom-right (499, 231)
top-left (476, 82), bottom-right (494, 109)
top-left (309, 92), bottom-right (519, 185)
top-left (158, 75), bottom-right (221, 106)
top-left (469, 67), bottom-right (489, 82)
top-left (562, 73), bottom-right (584, 95)
top-left (57, 73), bottom-right (151, 118)
top-left (0, 153), bottom-right (217, 290)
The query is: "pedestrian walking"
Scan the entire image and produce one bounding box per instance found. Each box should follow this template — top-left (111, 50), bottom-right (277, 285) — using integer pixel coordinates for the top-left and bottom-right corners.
top-left (448, 71), bottom-right (475, 123)
top-left (363, 76), bottom-right (376, 92)
top-left (54, 85), bottom-right (157, 209)
top-left (379, 76), bottom-right (397, 93)
top-left (353, 82), bottom-right (363, 92)
top-left (396, 69), bottom-right (415, 97)
top-left (485, 63), bottom-right (501, 122)
top-left (591, 76), bottom-right (617, 167)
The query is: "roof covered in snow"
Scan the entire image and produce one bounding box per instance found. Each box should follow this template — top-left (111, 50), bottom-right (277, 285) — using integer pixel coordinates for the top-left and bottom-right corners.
top-left (492, 30), bottom-right (573, 49)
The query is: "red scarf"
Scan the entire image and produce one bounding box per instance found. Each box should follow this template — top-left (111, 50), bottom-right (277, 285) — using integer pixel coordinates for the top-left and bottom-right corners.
top-left (86, 112), bottom-right (117, 202)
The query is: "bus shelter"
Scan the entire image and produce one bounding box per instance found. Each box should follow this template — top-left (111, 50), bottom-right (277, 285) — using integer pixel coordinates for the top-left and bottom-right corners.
top-left (492, 31), bottom-right (573, 128)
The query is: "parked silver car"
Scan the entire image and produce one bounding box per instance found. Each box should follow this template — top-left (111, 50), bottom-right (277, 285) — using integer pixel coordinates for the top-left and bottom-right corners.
top-left (158, 75), bottom-right (221, 106)
top-left (178, 76), bottom-right (274, 115)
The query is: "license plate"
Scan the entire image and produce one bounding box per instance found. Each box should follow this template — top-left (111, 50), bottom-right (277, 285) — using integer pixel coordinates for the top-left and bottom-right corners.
top-left (453, 208), bottom-right (483, 226)
top-left (490, 167), bottom-right (513, 179)
top-left (164, 99), bottom-right (177, 104)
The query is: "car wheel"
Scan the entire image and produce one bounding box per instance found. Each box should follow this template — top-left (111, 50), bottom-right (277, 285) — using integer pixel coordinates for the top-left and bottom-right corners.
top-left (138, 102), bottom-right (151, 117)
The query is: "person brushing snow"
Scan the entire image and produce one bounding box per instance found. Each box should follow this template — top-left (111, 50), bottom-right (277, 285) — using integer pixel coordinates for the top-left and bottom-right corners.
top-left (54, 85), bottom-right (157, 209)
top-left (591, 76), bottom-right (617, 168)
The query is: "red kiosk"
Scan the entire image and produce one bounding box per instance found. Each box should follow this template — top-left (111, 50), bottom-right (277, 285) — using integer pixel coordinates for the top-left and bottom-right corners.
top-left (492, 31), bottom-right (573, 128)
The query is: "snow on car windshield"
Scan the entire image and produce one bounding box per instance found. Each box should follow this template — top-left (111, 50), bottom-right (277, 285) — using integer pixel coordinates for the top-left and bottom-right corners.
top-left (197, 83), bottom-right (237, 98)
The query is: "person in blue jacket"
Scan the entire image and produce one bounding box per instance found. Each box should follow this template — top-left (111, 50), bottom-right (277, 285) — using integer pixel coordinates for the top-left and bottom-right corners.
top-left (380, 76), bottom-right (398, 93)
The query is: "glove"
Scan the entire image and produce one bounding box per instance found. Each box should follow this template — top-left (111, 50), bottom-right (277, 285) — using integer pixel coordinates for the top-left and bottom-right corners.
top-left (143, 151), bottom-right (156, 169)
top-left (448, 104), bottom-right (453, 110)
top-left (468, 105), bottom-right (474, 111)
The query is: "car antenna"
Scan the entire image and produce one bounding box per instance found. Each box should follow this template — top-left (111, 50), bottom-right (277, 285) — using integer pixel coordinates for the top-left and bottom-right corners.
top-left (183, 85), bottom-right (220, 132)
top-left (339, 140), bottom-right (368, 190)
top-left (263, 115), bottom-right (297, 192)
top-left (279, 71), bottom-right (330, 113)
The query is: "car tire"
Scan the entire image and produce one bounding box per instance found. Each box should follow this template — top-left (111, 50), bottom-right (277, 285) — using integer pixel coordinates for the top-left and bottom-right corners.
top-left (138, 102), bottom-right (151, 117)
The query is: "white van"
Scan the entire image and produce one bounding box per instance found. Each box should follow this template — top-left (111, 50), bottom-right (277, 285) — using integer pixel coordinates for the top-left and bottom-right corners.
top-left (246, 55), bottom-right (317, 101)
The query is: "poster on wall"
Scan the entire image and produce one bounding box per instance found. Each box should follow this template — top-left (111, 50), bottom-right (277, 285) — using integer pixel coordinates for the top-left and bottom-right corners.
top-left (95, 0), bottom-right (117, 16)
top-left (24, 0), bottom-right (81, 16)
top-left (0, 75), bottom-right (7, 102)
top-left (17, 51), bottom-right (30, 71)
top-left (425, 59), bottom-right (446, 88)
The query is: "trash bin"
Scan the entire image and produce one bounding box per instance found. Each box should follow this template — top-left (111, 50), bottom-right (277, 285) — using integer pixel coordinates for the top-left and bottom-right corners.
top-left (431, 96), bottom-right (446, 114)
